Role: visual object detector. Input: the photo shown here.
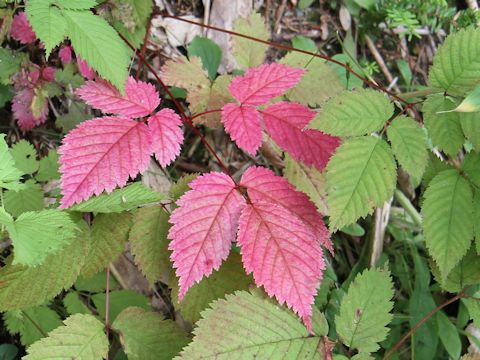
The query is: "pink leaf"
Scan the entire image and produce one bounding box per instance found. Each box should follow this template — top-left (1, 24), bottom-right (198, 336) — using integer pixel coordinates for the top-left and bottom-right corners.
top-left (240, 166), bottom-right (332, 253)
top-left (11, 12), bottom-right (36, 44)
top-left (262, 102), bottom-right (340, 170)
top-left (76, 55), bottom-right (95, 80)
top-left (12, 89), bottom-right (48, 132)
top-left (59, 45), bottom-right (72, 64)
top-left (41, 67), bottom-right (56, 82)
top-left (148, 108), bottom-right (184, 167)
top-left (76, 77), bottom-right (160, 118)
top-left (237, 201), bottom-right (324, 332)
top-left (221, 103), bottom-right (262, 155)
top-left (168, 172), bottom-right (246, 299)
top-left (229, 63), bottom-right (304, 106)
top-left (59, 117), bottom-right (152, 207)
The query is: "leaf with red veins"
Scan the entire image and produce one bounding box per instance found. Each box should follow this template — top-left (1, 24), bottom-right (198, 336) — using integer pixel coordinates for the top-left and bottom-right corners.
top-left (10, 12), bottom-right (36, 44)
top-left (168, 172), bottom-right (246, 299)
top-left (148, 108), bottom-right (184, 167)
top-left (228, 63), bottom-right (305, 106)
top-left (262, 102), bottom-right (340, 171)
top-left (59, 117), bottom-right (152, 208)
top-left (221, 103), bottom-right (262, 155)
top-left (237, 201), bottom-right (324, 332)
top-left (12, 88), bottom-right (48, 132)
top-left (240, 166), bottom-right (332, 254)
top-left (76, 77), bottom-right (160, 118)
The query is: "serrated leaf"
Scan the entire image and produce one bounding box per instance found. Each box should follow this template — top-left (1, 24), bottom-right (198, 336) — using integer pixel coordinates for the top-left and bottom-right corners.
top-left (221, 103), bottom-right (261, 154)
top-left (238, 201), bottom-right (324, 331)
top-left (76, 77), bottom-right (160, 118)
top-left (91, 290), bottom-right (149, 323)
top-left (69, 182), bottom-right (165, 213)
top-left (55, 102), bottom-right (92, 132)
top-left (59, 117), bottom-right (152, 208)
top-left (178, 290), bottom-right (327, 359)
top-left (428, 27), bottom-right (480, 96)
top-left (23, 314), bottom-right (108, 360)
top-left (10, 140), bottom-right (39, 174)
top-left (423, 169), bottom-right (474, 279)
top-left (63, 292), bottom-right (91, 315)
top-left (63, 9), bottom-right (130, 91)
top-left (168, 172), bottom-right (245, 299)
top-left (423, 94), bottom-right (465, 156)
top-left (460, 111), bottom-right (480, 151)
top-left (280, 51), bottom-right (343, 106)
top-left (310, 89), bottom-right (393, 136)
top-left (112, 307), bottom-right (189, 360)
top-left (232, 12), bottom-right (269, 69)
top-left (262, 102), bottom-right (339, 170)
top-left (0, 48), bottom-right (22, 84)
top-left (25, 0), bottom-right (67, 58)
top-left (284, 154), bottom-right (328, 214)
top-left (452, 84), bottom-right (480, 112)
top-left (81, 212), bottom-right (132, 278)
top-left (0, 221), bottom-right (89, 311)
top-left (387, 116), bottom-right (428, 179)
top-left (4, 180), bottom-right (43, 217)
top-left (475, 192), bottom-right (480, 252)
top-left (436, 311), bottom-right (461, 360)
top-left (335, 268), bottom-right (394, 353)
top-left (130, 205), bottom-right (170, 286)
top-left (7, 209), bottom-right (77, 267)
top-left (171, 252), bottom-right (251, 323)
top-left (148, 108), bottom-right (184, 167)
top-left (462, 151), bottom-right (480, 188)
top-left (58, 0), bottom-right (97, 9)
top-left (169, 174), bottom-right (198, 201)
top-left (10, 12), bottom-right (36, 44)
top-left (326, 136), bottom-right (397, 231)
top-left (36, 149), bottom-right (60, 181)
top-left (188, 36), bottom-right (222, 80)
top-left (0, 134), bottom-right (24, 189)
top-left (161, 56), bottom-right (210, 92)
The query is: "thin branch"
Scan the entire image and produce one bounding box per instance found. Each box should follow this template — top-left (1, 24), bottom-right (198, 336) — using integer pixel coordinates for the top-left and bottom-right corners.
top-left (105, 266), bottom-right (111, 360)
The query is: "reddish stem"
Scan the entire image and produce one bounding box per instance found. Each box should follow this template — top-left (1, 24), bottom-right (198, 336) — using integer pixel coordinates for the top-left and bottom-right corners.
top-left (190, 108), bottom-right (223, 122)
top-left (105, 266), bottom-right (111, 360)
top-left (135, 15), bottom-right (153, 81)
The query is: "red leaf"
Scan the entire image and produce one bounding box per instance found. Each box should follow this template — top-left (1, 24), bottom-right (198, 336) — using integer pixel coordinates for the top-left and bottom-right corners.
top-left (229, 63), bottom-right (304, 106)
top-left (59, 117), bottom-right (152, 207)
top-left (168, 172), bottom-right (246, 299)
top-left (76, 77), bottom-right (160, 118)
top-left (262, 102), bottom-right (340, 170)
top-left (11, 12), bottom-right (36, 44)
top-left (148, 108), bottom-right (184, 167)
top-left (240, 166), bottom-right (332, 253)
top-left (12, 88), bottom-right (48, 132)
top-left (59, 45), bottom-right (72, 65)
top-left (238, 201), bottom-right (324, 332)
top-left (221, 103), bottom-right (262, 155)
top-left (76, 55), bottom-right (95, 80)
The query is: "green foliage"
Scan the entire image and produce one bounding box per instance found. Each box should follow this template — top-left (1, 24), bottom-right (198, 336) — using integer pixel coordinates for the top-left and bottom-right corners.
top-left (0, 48), bottom-right (21, 84)
top-left (335, 268), bottom-right (394, 354)
top-left (232, 12), bottom-right (269, 69)
top-left (0, 134), bottom-right (24, 190)
top-left (179, 290), bottom-right (328, 359)
top-left (112, 307), bottom-right (190, 360)
top-left (326, 136), bottom-right (397, 230)
top-left (3, 180), bottom-right (43, 217)
top-left (23, 314), bottom-right (108, 360)
top-left (36, 149), bottom-right (60, 181)
top-left (92, 290), bottom-right (150, 323)
top-left (422, 169), bottom-right (474, 279)
top-left (10, 140), bottom-right (39, 175)
top-left (188, 36), bottom-right (222, 81)
top-left (310, 89), bottom-right (393, 136)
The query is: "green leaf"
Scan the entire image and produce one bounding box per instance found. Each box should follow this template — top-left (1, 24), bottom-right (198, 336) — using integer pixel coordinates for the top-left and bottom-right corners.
top-left (7, 209), bottom-right (77, 267)
top-left (23, 314), bottom-right (108, 360)
top-left (36, 149), bottom-right (60, 181)
top-left (310, 89), bottom-right (394, 136)
top-left (436, 312), bottom-right (461, 359)
top-left (74, 271), bottom-right (119, 293)
top-left (326, 136), bottom-right (397, 231)
top-left (178, 290), bottom-right (328, 359)
top-left (280, 51), bottom-right (343, 107)
top-left (452, 84), bottom-right (480, 112)
top-left (62, 9), bottom-right (130, 91)
top-left (422, 153), bottom-right (451, 189)
top-left (474, 192), bottom-right (480, 252)
top-left (92, 290), bottom-right (149, 323)
top-left (284, 154), bottom-right (328, 214)
top-left (58, 0), bottom-right (97, 9)
top-left (462, 151), bottom-right (480, 188)
top-left (463, 288), bottom-right (480, 328)
top-left (188, 36), bottom-right (222, 80)
top-left (428, 27), bottom-right (480, 96)
top-left (169, 174), bottom-right (198, 201)
top-left (0, 84), bottom-right (13, 107)
top-left (63, 292), bottom-right (91, 315)
top-left (171, 253), bottom-right (252, 323)
top-left (70, 182), bottom-right (165, 213)
top-left (423, 169), bottom-right (474, 279)
top-left (55, 64), bottom-right (85, 89)
top-left (129, 205), bottom-right (170, 287)
top-left (0, 134), bottom-right (24, 189)
top-left (25, 0), bottom-right (67, 58)
top-left (55, 102), bottom-right (93, 132)
top-left (0, 221), bottom-right (89, 311)
top-left (329, 54), bottom-right (364, 89)
top-left (112, 307), bottom-right (189, 360)
top-left (0, 48), bottom-right (21, 84)
top-left (10, 140), bottom-right (39, 175)
top-left (460, 111), bottom-right (480, 151)
top-left (232, 12), bottom-right (269, 69)
top-left (423, 94), bottom-right (465, 156)
top-left (291, 36), bottom-right (317, 52)
top-left (335, 268), bottom-right (394, 353)
top-left (387, 116), bottom-right (428, 180)
top-left (4, 306), bottom-right (62, 346)
top-left (81, 212), bottom-right (132, 278)
top-left (0, 344), bottom-right (18, 360)
top-left (3, 180), bottom-right (43, 217)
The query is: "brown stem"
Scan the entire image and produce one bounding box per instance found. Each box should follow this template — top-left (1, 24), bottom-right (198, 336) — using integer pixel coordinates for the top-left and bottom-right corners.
top-left (190, 108), bottom-right (222, 122)
top-left (135, 15), bottom-right (153, 81)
